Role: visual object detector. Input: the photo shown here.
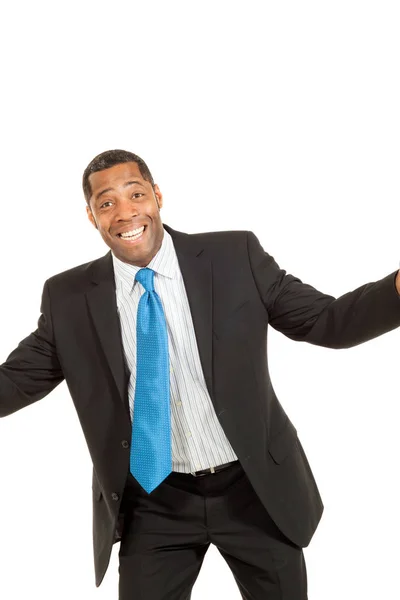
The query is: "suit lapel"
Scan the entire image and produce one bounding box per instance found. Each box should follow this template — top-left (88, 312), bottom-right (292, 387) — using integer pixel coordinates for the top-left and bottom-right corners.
top-left (85, 253), bottom-right (129, 410)
top-left (85, 223), bottom-right (214, 412)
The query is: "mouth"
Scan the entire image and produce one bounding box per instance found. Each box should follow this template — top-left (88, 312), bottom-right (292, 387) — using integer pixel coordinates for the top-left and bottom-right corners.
top-left (116, 225), bottom-right (147, 245)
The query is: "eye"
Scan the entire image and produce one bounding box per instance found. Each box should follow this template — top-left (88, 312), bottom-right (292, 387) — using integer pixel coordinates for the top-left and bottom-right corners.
top-left (132, 193), bottom-right (144, 199)
top-left (100, 201), bottom-right (113, 209)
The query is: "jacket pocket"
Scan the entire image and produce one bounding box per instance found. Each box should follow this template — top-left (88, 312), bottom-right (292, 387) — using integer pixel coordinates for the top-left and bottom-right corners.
top-left (268, 418), bottom-right (298, 464)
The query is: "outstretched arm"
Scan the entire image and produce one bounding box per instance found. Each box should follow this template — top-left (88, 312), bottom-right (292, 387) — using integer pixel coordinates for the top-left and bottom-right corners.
top-left (246, 230), bottom-right (400, 349)
top-left (0, 280), bottom-right (64, 417)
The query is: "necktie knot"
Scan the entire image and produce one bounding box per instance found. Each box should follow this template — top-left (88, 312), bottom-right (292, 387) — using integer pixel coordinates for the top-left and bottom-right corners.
top-left (135, 267), bottom-right (155, 292)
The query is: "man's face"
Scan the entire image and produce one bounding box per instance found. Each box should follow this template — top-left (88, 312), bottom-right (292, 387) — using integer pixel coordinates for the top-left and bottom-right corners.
top-left (86, 162), bottom-right (164, 267)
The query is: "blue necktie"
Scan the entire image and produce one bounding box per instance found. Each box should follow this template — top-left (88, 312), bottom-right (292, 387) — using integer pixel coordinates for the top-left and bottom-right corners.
top-left (130, 268), bottom-right (172, 494)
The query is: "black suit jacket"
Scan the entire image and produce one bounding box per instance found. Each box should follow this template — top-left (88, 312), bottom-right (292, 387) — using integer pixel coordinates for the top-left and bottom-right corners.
top-left (1, 223), bottom-right (400, 587)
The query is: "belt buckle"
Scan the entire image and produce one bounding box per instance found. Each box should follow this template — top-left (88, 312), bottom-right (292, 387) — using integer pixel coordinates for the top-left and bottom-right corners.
top-left (190, 466), bottom-right (216, 477)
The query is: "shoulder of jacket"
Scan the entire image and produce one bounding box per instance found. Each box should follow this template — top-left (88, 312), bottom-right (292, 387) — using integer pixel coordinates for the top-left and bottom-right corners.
top-left (44, 253), bottom-right (109, 288)
top-left (190, 229), bottom-right (251, 244)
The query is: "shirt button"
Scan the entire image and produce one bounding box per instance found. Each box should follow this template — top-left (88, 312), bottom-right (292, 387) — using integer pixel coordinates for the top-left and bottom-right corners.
top-left (121, 440), bottom-right (129, 448)
top-left (186, 432), bottom-right (191, 437)
top-left (176, 401), bottom-right (182, 406)
top-left (111, 493), bottom-right (119, 501)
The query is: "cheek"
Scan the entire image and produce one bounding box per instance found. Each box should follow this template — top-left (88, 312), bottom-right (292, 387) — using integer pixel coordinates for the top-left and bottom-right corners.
top-left (93, 216), bottom-right (108, 233)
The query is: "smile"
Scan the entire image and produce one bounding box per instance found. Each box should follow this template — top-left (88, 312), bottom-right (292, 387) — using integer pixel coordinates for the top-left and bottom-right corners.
top-left (117, 226), bottom-right (146, 243)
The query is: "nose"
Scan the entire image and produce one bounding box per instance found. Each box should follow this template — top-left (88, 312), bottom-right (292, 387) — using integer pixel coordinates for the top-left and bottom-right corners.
top-left (115, 198), bottom-right (139, 221)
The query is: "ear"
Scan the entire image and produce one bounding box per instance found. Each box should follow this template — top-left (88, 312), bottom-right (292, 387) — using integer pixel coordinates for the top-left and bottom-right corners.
top-left (153, 184), bottom-right (163, 210)
top-left (86, 205), bottom-right (98, 229)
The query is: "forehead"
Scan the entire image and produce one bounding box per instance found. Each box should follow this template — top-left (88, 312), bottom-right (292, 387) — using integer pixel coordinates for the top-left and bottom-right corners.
top-left (89, 162), bottom-right (145, 196)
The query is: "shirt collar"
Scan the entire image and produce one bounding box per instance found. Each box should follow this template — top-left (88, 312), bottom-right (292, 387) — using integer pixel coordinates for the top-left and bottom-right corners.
top-left (111, 227), bottom-right (178, 292)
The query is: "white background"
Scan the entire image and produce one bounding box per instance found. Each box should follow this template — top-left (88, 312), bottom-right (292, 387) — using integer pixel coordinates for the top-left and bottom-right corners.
top-left (0, 1), bottom-right (399, 598)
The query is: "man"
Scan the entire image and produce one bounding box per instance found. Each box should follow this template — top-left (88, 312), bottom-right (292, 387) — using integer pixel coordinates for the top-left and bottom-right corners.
top-left (1, 149), bottom-right (400, 600)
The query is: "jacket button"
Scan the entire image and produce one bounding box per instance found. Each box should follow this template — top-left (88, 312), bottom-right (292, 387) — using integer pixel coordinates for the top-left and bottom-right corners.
top-left (121, 440), bottom-right (129, 448)
top-left (111, 493), bottom-right (119, 501)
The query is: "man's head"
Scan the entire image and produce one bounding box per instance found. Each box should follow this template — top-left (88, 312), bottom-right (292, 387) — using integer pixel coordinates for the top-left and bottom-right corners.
top-left (84, 149), bottom-right (164, 267)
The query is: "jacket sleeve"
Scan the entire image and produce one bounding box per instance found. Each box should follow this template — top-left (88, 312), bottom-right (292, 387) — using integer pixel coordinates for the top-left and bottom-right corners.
top-left (246, 230), bottom-right (400, 349)
top-left (0, 279), bottom-right (64, 417)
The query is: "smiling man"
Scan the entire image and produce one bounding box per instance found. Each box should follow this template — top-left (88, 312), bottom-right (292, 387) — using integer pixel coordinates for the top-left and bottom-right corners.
top-left (1, 148), bottom-right (400, 600)
top-left (85, 158), bottom-right (164, 267)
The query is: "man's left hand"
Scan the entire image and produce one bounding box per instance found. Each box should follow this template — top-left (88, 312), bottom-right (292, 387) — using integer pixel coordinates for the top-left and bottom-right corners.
top-left (396, 270), bottom-right (400, 295)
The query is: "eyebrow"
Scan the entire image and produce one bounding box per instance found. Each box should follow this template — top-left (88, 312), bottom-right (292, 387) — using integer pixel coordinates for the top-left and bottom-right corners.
top-left (95, 180), bottom-right (145, 202)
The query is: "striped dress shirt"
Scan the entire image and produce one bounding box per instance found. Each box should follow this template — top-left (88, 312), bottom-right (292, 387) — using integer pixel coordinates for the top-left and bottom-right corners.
top-left (111, 228), bottom-right (238, 473)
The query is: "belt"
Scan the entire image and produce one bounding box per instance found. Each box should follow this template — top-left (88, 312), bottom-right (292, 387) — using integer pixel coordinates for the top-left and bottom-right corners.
top-left (188, 460), bottom-right (239, 477)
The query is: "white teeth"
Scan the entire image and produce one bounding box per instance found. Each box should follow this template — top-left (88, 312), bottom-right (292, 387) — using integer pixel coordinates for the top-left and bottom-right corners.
top-left (120, 226), bottom-right (145, 238)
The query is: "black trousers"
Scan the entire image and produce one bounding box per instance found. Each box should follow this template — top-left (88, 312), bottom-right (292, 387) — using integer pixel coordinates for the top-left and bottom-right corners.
top-left (118, 460), bottom-right (308, 600)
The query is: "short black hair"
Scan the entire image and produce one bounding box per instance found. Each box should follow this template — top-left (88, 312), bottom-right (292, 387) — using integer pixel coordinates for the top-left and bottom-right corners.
top-left (82, 149), bottom-right (155, 205)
